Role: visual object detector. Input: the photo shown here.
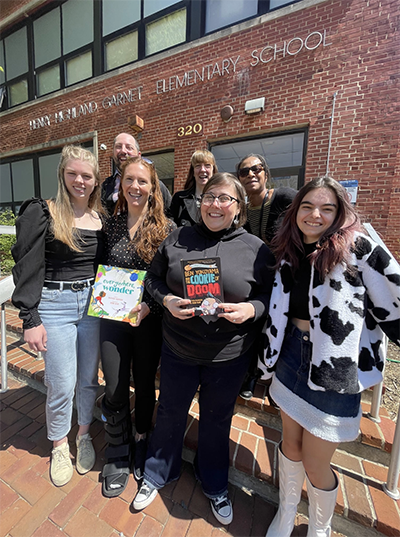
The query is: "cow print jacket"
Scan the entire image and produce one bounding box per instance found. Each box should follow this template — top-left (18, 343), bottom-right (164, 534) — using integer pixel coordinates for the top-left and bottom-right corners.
top-left (258, 233), bottom-right (400, 394)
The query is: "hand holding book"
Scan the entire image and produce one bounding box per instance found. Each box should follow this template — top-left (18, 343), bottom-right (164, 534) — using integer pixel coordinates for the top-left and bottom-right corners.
top-left (126, 302), bottom-right (150, 327)
top-left (217, 302), bottom-right (256, 324)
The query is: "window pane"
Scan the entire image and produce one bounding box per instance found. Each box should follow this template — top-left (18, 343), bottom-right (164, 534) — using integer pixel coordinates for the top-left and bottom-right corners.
top-left (144, 0), bottom-right (180, 17)
top-left (12, 160), bottom-right (35, 201)
top-left (0, 42), bottom-right (5, 84)
top-left (211, 132), bottom-right (305, 175)
top-left (66, 51), bottom-right (92, 86)
top-left (0, 164), bottom-right (12, 202)
top-left (39, 153), bottom-right (61, 199)
top-left (206, 0), bottom-right (257, 33)
top-left (34, 8), bottom-right (61, 67)
top-left (102, 0), bottom-right (140, 36)
top-left (62, 0), bottom-right (93, 54)
top-left (105, 31), bottom-right (138, 71)
top-left (146, 8), bottom-right (186, 56)
top-left (270, 0), bottom-right (293, 8)
top-left (5, 27), bottom-right (28, 80)
top-left (9, 79), bottom-right (28, 106)
top-left (37, 65), bottom-right (60, 96)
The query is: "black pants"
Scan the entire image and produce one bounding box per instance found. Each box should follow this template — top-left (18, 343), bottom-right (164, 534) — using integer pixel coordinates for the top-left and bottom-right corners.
top-left (100, 314), bottom-right (162, 435)
top-left (144, 343), bottom-right (251, 496)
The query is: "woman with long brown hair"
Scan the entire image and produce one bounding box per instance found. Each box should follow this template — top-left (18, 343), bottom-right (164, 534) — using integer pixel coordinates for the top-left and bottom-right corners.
top-left (259, 176), bottom-right (400, 537)
top-left (100, 156), bottom-right (175, 497)
top-left (12, 145), bottom-right (104, 487)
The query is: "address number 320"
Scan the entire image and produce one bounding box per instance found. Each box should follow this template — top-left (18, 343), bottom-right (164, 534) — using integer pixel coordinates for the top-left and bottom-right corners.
top-left (177, 123), bottom-right (203, 137)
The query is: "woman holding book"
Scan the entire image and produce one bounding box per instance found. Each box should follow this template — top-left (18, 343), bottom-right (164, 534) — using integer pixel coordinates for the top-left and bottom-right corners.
top-left (258, 177), bottom-right (400, 536)
top-left (12, 145), bottom-right (104, 487)
top-left (100, 156), bottom-right (175, 497)
top-left (168, 149), bottom-right (218, 227)
top-left (132, 172), bottom-right (275, 525)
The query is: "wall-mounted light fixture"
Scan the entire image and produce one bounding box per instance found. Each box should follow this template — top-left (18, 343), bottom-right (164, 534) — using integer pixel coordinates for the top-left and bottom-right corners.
top-left (129, 115), bottom-right (144, 132)
top-left (100, 143), bottom-right (107, 150)
top-left (244, 97), bottom-right (265, 115)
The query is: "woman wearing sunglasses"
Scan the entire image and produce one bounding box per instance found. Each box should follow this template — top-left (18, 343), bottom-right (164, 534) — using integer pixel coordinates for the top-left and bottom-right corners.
top-left (236, 154), bottom-right (296, 399)
top-left (132, 173), bottom-right (274, 525)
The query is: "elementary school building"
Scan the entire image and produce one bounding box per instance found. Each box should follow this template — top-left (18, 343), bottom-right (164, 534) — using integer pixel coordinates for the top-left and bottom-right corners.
top-left (0, 0), bottom-right (399, 259)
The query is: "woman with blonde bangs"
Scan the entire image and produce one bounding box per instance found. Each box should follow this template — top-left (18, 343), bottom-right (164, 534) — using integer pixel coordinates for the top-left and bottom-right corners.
top-left (100, 156), bottom-right (175, 498)
top-left (169, 149), bottom-right (218, 227)
top-left (12, 145), bottom-right (104, 488)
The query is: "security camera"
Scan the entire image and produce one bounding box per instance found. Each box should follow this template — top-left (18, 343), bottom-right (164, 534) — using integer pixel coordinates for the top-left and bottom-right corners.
top-left (100, 143), bottom-right (107, 150)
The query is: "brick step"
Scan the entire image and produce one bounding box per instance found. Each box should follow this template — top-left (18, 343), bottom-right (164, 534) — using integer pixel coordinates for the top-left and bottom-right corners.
top-left (2, 307), bottom-right (400, 536)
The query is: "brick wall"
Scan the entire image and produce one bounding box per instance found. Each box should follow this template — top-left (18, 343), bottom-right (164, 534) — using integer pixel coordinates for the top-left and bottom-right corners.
top-left (1, 0), bottom-right (399, 258)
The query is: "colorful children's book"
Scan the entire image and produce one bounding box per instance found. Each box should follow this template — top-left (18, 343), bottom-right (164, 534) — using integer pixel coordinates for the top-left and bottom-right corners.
top-left (181, 257), bottom-right (224, 323)
top-left (88, 265), bottom-right (146, 323)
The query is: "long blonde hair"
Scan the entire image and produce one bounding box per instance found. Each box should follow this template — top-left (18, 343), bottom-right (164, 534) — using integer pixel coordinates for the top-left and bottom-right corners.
top-left (115, 157), bottom-right (171, 263)
top-left (48, 145), bottom-right (103, 251)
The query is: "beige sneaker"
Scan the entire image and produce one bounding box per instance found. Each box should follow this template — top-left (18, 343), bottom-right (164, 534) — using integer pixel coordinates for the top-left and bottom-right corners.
top-left (50, 442), bottom-right (73, 487)
top-left (76, 433), bottom-right (96, 474)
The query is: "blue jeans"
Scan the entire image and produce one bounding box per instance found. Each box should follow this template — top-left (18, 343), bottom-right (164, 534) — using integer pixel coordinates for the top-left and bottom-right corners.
top-left (38, 286), bottom-right (100, 441)
top-left (144, 343), bottom-right (250, 497)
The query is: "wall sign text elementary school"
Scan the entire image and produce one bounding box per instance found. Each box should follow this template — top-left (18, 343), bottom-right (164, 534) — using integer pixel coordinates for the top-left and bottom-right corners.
top-left (155, 29), bottom-right (331, 94)
top-left (28, 29), bottom-right (331, 129)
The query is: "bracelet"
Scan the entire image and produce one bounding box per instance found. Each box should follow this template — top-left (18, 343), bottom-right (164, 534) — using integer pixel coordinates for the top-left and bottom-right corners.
top-left (162, 295), bottom-right (169, 308)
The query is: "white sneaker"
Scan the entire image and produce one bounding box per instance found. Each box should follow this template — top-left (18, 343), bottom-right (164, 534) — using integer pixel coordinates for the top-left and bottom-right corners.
top-left (50, 442), bottom-right (73, 487)
top-left (76, 433), bottom-right (96, 474)
top-left (132, 481), bottom-right (158, 510)
top-left (210, 492), bottom-right (233, 525)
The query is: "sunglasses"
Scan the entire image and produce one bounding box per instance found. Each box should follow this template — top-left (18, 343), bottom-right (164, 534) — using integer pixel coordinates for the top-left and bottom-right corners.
top-left (238, 165), bottom-right (264, 178)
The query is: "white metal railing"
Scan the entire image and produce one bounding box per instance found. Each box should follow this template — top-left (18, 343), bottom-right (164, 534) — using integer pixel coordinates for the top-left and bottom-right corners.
top-left (0, 275), bottom-right (15, 393)
top-left (0, 224), bottom-right (16, 392)
top-left (364, 223), bottom-right (400, 499)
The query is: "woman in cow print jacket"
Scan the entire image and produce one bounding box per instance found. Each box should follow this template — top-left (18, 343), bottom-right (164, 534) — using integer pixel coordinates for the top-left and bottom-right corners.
top-left (259, 176), bottom-right (400, 537)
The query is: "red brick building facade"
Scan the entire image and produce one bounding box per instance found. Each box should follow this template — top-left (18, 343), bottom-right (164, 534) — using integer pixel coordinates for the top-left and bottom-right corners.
top-left (1, 0), bottom-right (399, 259)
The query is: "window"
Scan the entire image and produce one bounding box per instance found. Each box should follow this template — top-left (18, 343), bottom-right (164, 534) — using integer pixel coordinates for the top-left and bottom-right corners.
top-left (0, 0), bottom-right (300, 109)
top-left (0, 143), bottom-right (93, 214)
top-left (205, 0), bottom-right (258, 33)
top-left (144, 0), bottom-right (181, 18)
top-left (32, 0), bottom-right (93, 98)
top-left (105, 32), bottom-right (139, 71)
top-left (146, 8), bottom-right (186, 56)
top-left (143, 151), bottom-right (175, 193)
top-left (2, 27), bottom-right (29, 106)
top-left (211, 131), bottom-right (307, 190)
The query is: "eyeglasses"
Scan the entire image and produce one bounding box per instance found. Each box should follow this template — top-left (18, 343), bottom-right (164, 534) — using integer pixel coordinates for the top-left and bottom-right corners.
top-left (238, 164), bottom-right (264, 178)
top-left (200, 193), bottom-right (239, 207)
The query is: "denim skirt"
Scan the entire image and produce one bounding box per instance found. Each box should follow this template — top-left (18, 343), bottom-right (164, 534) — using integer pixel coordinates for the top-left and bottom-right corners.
top-left (270, 322), bottom-right (362, 443)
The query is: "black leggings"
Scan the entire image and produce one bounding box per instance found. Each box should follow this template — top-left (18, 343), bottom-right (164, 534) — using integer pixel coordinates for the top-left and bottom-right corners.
top-left (100, 314), bottom-right (162, 435)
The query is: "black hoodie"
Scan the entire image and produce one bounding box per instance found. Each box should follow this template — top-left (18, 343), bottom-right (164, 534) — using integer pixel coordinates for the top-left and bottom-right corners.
top-left (146, 223), bottom-right (275, 363)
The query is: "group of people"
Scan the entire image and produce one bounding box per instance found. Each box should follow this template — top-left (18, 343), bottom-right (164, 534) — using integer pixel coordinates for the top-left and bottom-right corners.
top-left (12, 134), bottom-right (400, 536)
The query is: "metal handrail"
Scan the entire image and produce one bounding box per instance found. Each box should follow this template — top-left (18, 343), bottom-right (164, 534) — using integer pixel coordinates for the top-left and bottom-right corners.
top-left (0, 275), bottom-right (15, 393)
top-left (364, 223), bottom-right (400, 499)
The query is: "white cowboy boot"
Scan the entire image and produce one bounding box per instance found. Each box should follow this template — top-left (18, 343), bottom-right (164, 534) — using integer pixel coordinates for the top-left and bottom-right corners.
top-left (306, 472), bottom-right (338, 537)
top-left (266, 443), bottom-right (305, 537)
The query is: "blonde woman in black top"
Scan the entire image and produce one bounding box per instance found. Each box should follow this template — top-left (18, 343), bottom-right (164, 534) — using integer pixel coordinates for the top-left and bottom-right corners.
top-left (12, 145), bottom-right (104, 487)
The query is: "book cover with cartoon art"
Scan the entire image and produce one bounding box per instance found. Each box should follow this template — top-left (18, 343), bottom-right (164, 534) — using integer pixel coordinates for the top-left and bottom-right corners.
top-left (181, 258), bottom-right (224, 323)
top-left (88, 265), bottom-right (146, 323)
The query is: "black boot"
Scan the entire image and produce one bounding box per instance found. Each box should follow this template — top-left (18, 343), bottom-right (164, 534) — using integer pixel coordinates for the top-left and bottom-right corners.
top-left (101, 399), bottom-right (132, 498)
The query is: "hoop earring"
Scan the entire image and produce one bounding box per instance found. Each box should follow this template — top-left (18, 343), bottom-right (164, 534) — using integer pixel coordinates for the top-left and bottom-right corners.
top-left (233, 215), bottom-right (239, 225)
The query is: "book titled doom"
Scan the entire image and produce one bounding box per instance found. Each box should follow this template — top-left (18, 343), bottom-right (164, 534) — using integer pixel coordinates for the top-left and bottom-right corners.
top-left (181, 257), bottom-right (224, 322)
top-left (88, 265), bottom-right (146, 323)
